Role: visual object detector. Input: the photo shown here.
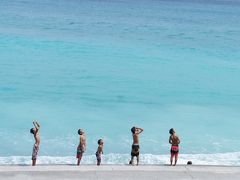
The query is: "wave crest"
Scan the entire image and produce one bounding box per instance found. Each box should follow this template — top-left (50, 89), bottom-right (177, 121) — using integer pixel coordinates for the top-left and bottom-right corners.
top-left (1, 152), bottom-right (240, 166)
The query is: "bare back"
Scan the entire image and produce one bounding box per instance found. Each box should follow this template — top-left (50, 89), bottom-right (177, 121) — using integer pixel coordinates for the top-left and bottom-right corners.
top-left (169, 134), bottom-right (180, 146)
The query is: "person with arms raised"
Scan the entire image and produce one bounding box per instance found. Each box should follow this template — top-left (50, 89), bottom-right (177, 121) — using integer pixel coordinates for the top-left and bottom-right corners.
top-left (129, 126), bottom-right (144, 166)
top-left (30, 121), bottom-right (40, 166)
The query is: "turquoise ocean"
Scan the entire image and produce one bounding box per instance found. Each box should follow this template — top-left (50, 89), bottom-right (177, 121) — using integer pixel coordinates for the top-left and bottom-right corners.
top-left (0, 0), bottom-right (240, 165)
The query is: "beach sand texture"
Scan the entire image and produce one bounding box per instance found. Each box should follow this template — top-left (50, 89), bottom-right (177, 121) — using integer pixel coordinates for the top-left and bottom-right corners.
top-left (0, 165), bottom-right (240, 180)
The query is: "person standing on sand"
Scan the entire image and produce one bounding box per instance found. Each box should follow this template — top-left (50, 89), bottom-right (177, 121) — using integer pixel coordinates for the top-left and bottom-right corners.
top-left (169, 128), bottom-right (180, 166)
top-left (129, 126), bottom-right (144, 166)
top-left (30, 121), bottom-right (40, 166)
top-left (96, 139), bottom-right (104, 166)
top-left (76, 129), bottom-right (86, 166)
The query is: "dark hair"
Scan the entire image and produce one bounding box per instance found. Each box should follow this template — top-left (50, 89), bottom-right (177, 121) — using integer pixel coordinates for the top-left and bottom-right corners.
top-left (169, 128), bottom-right (175, 135)
top-left (78, 129), bottom-right (84, 135)
top-left (187, 161), bottom-right (192, 165)
top-left (131, 127), bottom-right (136, 134)
top-left (98, 139), bottom-right (102, 145)
top-left (30, 128), bottom-right (34, 134)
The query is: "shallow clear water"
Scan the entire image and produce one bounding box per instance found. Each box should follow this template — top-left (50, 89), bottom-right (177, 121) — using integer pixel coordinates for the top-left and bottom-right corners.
top-left (0, 0), bottom-right (240, 165)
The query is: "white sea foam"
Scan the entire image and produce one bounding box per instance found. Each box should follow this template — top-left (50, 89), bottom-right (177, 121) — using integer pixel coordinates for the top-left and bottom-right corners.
top-left (0, 152), bottom-right (240, 166)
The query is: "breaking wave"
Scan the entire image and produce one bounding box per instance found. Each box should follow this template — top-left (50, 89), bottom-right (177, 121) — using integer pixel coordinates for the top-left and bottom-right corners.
top-left (1, 152), bottom-right (240, 166)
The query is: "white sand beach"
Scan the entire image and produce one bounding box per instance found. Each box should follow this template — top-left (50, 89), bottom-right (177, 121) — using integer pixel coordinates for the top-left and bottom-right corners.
top-left (0, 165), bottom-right (240, 180)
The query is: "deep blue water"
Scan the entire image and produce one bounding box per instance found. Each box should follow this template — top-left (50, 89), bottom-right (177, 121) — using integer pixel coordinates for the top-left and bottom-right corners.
top-left (0, 0), bottom-right (240, 165)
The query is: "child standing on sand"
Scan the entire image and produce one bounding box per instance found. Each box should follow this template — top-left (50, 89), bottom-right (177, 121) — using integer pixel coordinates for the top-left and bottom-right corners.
top-left (129, 126), bottom-right (144, 166)
top-left (76, 129), bottom-right (86, 166)
top-left (30, 121), bottom-right (40, 166)
top-left (96, 139), bottom-right (104, 166)
top-left (169, 128), bottom-right (180, 166)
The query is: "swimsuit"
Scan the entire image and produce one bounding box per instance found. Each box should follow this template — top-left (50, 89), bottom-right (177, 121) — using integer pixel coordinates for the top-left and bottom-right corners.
top-left (32, 144), bottom-right (39, 160)
top-left (96, 152), bottom-right (101, 164)
top-left (170, 145), bottom-right (179, 156)
top-left (131, 144), bottom-right (140, 157)
top-left (76, 145), bottom-right (85, 158)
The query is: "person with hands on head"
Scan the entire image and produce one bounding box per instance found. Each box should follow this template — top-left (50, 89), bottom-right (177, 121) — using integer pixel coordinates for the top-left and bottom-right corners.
top-left (129, 126), bottom-right (144, 166)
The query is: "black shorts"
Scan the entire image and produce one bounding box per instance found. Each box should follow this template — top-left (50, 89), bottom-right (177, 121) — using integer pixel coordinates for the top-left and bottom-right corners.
top-left (131, 144), bottom-right (140, 157)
